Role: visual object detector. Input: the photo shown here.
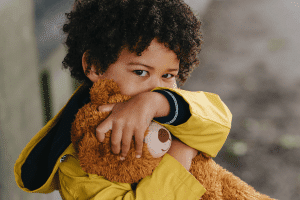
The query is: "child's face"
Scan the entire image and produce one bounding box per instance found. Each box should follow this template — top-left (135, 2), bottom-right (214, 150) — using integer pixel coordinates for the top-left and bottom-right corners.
top-left (85, 38), bottom-right (179, 97)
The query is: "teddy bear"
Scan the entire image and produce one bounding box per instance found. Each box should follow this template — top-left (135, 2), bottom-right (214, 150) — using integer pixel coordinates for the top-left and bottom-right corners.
top-left (71, 79), bottom-right (276, 200)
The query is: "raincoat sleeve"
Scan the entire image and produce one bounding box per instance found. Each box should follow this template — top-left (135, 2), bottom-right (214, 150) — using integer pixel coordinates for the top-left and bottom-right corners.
top-left (58, 144), bottom-right (206, 200)
top-left (151, 87), bottom-right (232, 157)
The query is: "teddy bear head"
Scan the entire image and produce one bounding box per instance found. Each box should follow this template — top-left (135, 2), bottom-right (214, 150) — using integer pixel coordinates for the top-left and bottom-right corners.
top-left (71, 79), bottom-right (172, 183)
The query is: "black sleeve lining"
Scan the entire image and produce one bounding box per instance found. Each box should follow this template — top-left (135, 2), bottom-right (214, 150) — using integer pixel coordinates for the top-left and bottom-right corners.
top-left (21, 86), bottom-right (91, 191)
top-left (152, 89), bottom-right (191, 126)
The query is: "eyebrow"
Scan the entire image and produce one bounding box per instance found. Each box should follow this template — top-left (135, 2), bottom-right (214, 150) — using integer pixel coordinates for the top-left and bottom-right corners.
top-left (129, 62), bottom-right (179, 72)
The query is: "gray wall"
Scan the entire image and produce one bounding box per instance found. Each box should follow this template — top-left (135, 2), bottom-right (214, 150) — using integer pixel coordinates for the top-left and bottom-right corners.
top-left (0, 0), bottom-right (61, 199)
top-left (182, 1), bottom-right (300, 199)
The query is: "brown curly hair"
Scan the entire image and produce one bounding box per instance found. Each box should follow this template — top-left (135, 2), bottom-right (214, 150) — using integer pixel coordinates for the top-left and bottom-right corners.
top-left (62, 0), bottom-right (203, 86)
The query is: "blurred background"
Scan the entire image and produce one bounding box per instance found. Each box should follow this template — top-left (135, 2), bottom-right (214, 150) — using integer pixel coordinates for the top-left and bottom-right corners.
top-left (0, 0), bottom-right (299, 199)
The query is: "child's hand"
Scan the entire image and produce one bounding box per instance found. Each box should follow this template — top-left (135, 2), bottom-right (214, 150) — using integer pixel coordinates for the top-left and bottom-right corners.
top-left (95, 92), bottom-right (170, 160)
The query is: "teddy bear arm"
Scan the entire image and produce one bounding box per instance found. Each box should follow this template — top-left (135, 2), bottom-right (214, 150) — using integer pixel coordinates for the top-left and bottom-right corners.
top-left (189, 153), bottom-right (276, 200)
top-left (221, 171), bottom-right (275, 200)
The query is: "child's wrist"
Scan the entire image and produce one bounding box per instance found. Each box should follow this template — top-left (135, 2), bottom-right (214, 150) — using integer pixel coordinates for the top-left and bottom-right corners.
top-left (150, 92), bottom-right (171, 118)
top-left (138, 91), bottom-right (170, 119)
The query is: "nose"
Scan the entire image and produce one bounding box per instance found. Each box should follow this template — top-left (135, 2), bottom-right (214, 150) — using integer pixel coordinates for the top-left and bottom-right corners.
top-left (146, 76), bottom-right (164, 92)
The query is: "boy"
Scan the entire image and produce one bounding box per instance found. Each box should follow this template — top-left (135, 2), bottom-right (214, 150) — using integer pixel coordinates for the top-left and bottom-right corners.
top-left (15, 0), bottom-right (232, 199)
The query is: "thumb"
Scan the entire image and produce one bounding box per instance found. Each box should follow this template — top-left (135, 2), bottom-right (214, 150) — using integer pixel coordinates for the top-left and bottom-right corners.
top-left (96, 118), bottom-right (112, 142)
top-left (98, 104), bottom-right (115, 113)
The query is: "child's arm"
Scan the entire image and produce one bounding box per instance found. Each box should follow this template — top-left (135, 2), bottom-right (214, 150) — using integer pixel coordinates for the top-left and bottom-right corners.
top-left (58, 143), bottom-right (205, 200)
top-left (96, 87), bottom-right (232, 160)
top-left (95, 91), bottom-right (173, 159)
top-left (166, 136), bottom-right (197, 171)
top-left (151, 87), bottom-right (233, 157)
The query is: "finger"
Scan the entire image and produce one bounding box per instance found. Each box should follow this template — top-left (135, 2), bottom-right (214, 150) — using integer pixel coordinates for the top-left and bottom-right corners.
top-left (120, 126), bottom-right (134, 159)
top-left (111, 121), bottom-right (123, 155)
top-left (134, 128), bottom-right (144, 158)
top-left (96, 118), bottom-right (112, 142)
top-left (98, 104), bottom-right (115, 112)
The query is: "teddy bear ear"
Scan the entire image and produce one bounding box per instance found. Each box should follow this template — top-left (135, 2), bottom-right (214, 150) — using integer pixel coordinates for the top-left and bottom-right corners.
top-left (90, 79), bottom-right (121, 105)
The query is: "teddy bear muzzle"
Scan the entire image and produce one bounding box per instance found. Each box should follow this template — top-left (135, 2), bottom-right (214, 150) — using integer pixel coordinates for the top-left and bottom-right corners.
top-left (144, 122), bottom-right (172, 158)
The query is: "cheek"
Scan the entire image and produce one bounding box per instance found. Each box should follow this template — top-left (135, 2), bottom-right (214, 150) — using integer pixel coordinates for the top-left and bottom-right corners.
top-left (119, 82), bottom-right (141, 96)
top-left (172, 81), bottom-right (178, 89)
top-left (165, 80), bottom-right (177, 89)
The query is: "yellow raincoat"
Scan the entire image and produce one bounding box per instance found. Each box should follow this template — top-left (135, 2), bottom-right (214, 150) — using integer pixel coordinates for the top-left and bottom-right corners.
top-left (14, 83), bottom-right (232, 199)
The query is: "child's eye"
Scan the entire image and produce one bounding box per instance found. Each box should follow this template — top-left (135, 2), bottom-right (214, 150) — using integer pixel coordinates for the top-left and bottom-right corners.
top-left (162, 74), bottom-right (175, 79)
top-left (133, 70), bottom-right (148, 77)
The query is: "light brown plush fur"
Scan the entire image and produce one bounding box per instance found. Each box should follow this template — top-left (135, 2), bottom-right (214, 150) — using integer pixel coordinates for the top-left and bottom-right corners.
top-left (71, 79), bottom-right (276, 200)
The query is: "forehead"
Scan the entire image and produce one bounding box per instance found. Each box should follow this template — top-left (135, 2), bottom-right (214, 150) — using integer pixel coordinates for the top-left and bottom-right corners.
top-left (119, 39), bottom-right (180, 68)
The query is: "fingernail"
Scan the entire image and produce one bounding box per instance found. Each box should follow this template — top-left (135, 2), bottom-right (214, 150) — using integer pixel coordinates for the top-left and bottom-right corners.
top-left (120, 156), bottom-right (125, 161)
top-left (136, 155), bottom-right (141, 159)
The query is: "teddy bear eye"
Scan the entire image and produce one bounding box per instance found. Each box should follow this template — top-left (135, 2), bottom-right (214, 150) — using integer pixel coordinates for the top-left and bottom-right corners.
top-left (158, 129), bottom-right (169, 143)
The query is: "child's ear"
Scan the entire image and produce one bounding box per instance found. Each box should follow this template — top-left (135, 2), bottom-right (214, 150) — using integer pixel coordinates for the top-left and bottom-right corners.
top-left (82, 51), bottom-right (102, 83)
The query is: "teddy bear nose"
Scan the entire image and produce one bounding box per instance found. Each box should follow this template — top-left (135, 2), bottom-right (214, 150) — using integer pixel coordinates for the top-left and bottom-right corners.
top-left (158, 129), bottom-right (169, 143)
